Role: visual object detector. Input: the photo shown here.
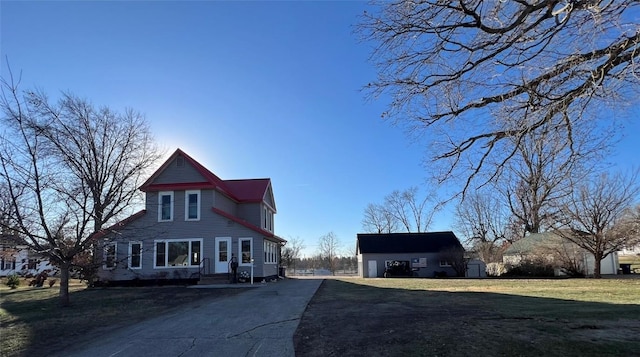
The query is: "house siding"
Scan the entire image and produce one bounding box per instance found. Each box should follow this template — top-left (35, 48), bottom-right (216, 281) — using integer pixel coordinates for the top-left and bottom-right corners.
top-left (238, 202), bottom-right (261, 227)
top-left (153, 157), bottom-right (206, 184)
top-left (359, 252), bottom-right (457, 278)
top-left (214, 191), bottom-right (237, 216)
top-left (97, 206), bottom-right (277, 282)
top-left (97, 149), bottom-right (283, 284)
top-left (264, 186), bottom-right (275, 209)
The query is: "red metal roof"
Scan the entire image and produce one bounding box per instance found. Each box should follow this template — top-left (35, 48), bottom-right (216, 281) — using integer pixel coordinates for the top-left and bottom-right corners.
top-left (91, 210), bottom-right (147, 240)
top-left (212, 208), bottom-right (285, 242)
top-left (224, 179), bottom-right (270, 203)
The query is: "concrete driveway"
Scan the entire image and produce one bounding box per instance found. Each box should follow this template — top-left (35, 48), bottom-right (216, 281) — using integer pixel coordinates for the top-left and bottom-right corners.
top-left (58, 278), bottom-right (322, 357)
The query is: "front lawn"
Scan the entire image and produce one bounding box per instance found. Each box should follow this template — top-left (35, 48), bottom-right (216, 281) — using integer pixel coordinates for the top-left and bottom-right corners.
top-left (294, 277), bottom-right (640, 357)
top-left (0, 278), bottom-right (245, 357)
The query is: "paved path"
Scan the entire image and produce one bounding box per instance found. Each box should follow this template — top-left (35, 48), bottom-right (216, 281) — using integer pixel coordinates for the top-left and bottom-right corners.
top-left (59, 278), bottom-right (322, 357)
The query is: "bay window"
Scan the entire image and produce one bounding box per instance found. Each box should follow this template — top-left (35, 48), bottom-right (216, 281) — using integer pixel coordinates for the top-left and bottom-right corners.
top-left (154, 239), bottom-right (202, 268)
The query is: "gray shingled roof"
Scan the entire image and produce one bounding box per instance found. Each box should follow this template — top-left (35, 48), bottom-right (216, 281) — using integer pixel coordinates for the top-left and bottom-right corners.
top-left (356, 232), bottom-right (463, 254)
top-left (503, 231), bottom-right (566, 255)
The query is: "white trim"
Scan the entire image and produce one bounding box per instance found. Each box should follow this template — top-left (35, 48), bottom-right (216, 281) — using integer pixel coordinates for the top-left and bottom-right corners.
top-left (153, 238), bottom-right (203, 268)
top-left (263, 205), bottom-right (274, 232)
top-left (215, 237), bottom-right (232, 273)
top-left (158, 191), bottom-right (174, 222)
top-left (128, 241), bottom-right (143, 269)
top-left (238, 237), bottom-right (253, 266)
top-left (263, 206), bottom-right (268, 230)
top-left (184, 190), bottom-right (201, 221)
top-left (264, 240), bottom-right (278, 264)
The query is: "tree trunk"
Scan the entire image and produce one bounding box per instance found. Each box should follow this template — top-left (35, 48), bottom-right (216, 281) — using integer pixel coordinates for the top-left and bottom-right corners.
top-left (593, 254), bottom-right (602, 279)
top-left (59, 262), bottom-right (70, 306)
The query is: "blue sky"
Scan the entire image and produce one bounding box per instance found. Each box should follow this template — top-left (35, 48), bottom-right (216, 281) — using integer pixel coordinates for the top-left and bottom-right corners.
top-left (2, 1), bottom-right (638, 257)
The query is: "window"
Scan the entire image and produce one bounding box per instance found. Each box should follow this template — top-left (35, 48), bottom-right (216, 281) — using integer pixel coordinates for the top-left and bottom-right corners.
top-left (2, 258), bottom-right (15, 270)
top-left (191, 241), bottom-right (201, 265)
top-left (158, 191), bottom-right (174, 222)
top-left (264, 241), bottom-right (278, 264)
top-left (239, 238), bottom-right (253, 265)
top-left (154, 239), bottom-right (202, 268)
top-left (129, 242), bottom-right (142, 269)
top-left (263, 207), bottom-right (268, 229)
top-left (269, 211), bottom-right (274, 232)
top-left (439, 260), bottom-right (452, 267)
top-left (185, 190), bottom-right (200, 221)
top-left (263, 206), bottom-right (274, 232)
top-left (103, 243), bottom-right (117, 269)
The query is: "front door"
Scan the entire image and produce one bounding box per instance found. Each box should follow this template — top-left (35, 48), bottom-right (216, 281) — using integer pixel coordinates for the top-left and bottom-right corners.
top-left (215, 237), bottom-right (232, 273)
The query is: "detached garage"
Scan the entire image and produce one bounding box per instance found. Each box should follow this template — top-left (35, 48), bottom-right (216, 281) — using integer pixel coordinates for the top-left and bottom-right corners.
top-left (356, 232), bottom-right (464, 278)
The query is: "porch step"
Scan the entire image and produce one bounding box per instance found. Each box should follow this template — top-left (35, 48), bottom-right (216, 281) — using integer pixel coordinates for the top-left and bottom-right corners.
top-left (198, 273), bottom-right (231, 285)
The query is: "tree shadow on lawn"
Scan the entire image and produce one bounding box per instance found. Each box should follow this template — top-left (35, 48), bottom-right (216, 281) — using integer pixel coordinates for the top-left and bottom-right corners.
top-left (294, 279), bottom-right (640, 357)
top-left (1, 285), bottom-right (244, 357)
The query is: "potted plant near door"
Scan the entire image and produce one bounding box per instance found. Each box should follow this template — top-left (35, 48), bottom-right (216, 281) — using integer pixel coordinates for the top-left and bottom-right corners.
top-left (238, 270), bottom-right (250, 283)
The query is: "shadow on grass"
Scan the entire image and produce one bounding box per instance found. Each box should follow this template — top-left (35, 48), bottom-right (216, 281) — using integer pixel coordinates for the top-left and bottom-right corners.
top-left (294, 279), bottom-right (640, 357)
top-left (1, 285), bottom-right (244, 357)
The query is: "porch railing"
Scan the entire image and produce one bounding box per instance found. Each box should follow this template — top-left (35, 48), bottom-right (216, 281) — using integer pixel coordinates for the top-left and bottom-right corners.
top-left (199, 258), bottom-right (211, 279)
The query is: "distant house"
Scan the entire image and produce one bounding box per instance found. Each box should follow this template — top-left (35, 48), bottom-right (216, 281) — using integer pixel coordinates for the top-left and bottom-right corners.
top-left (0, 236), bottom-right (55, 277)
top-left (95, 149), bottom-right (285, 284)
top-left (619, 244), bottom-right (640, 256)
top-left (356, 232), bottom-right (464, 278)
top-left (502, 232), bottom-right (619, 276)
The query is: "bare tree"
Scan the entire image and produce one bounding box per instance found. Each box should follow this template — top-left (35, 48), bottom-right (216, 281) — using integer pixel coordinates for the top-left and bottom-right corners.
top-left (554, 171), bottom-right (640, 278)
top-left (281, 236), bottom-right (305, 273)
top-left (0, 74), bottom-right (161, 305)
top-left (440, 246), bottom-right (467, 277)
top-left (361, 203), bottom-right (399, 233)
top-left (616, 205), bottom-right (640, 249)
top-left (501, 119), bottom-right (605, 235)
top-left (359, 1), bottom-right (639, 191)
top-left (317, 232), bottom-right (341, 275)
top-left (384, 186), bottom-right (439, 232)
top-left (455, 191), bottom-right (510, 263)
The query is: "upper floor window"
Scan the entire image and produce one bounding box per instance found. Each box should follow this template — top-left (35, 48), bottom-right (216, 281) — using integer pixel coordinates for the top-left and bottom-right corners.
top-left (158, 191), bottom-right (174, 222)
top-left (263, 206), bottom-right (274, 232)
top-left (185, 190), bottom-right (201, 221)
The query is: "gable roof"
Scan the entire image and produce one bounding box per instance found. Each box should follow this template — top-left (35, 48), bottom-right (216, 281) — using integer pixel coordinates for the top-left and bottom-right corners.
top-left (140, 149), bottom-right (273, 207)
top-left (357, 232), bottom-right (463, 254)
top-left (224, 179), bottom-right (274, 207)
top-left (503, 231), bottom-right (580, 255)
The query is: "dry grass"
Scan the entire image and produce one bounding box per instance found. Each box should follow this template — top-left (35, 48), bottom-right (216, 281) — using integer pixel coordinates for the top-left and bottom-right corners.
top-left (294, 277), bottom-right (640, 357)
top-left (0, 278), bottom-right (245, 357)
